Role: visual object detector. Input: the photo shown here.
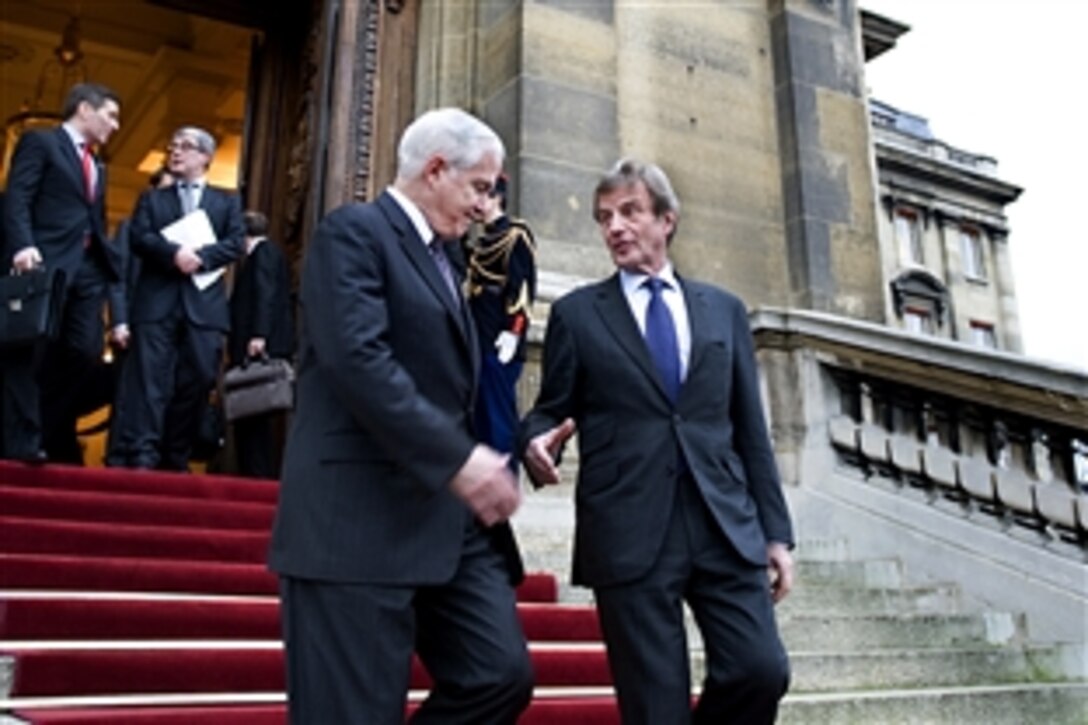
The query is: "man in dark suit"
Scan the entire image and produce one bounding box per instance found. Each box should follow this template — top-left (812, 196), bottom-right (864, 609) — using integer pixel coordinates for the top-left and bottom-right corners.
top-left (103, 167), bottom-right (172, 467)
top-left (268, 107), bottom-right (532, 724)
top-left (227, 210), bottom-right (294, 478)
top-left (2, 82), bottom-right (123, 463)
top-left (521, 159), bottom-right (795, 724)
top-left (108, 126), bottom-right (243, 470)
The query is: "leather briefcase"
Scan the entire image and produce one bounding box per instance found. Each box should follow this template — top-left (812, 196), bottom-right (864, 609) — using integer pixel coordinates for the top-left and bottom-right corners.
top-left (222, 357), bottom-right (295, 421)
top-left (0, 267), bottom-right (65, 349)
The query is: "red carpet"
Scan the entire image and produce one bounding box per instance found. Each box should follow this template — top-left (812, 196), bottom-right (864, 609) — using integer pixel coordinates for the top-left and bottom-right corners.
top-left (0, 461), bottom-right (618, 723)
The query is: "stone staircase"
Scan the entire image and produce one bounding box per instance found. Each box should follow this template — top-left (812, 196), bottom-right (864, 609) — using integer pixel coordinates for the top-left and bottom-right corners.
top-left (515, 489), bottom-right (1088, 724)
top-left (773, 544), bottom-right (1085, 723)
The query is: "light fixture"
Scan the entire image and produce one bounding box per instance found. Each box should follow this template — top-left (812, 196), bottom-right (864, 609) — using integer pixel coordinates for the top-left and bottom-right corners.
top-left (1, 15), bottom-right (89, 186)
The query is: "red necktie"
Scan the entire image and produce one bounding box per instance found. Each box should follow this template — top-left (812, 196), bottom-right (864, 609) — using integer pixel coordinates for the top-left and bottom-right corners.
top-left (80, 143), bottom-right (95, 201)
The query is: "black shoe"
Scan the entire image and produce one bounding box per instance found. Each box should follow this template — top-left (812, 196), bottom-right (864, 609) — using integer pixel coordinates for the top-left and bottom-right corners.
top-left (12, 449), bottom-right (48, 465)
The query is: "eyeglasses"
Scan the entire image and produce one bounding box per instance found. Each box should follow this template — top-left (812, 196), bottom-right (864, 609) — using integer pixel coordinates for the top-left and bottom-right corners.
top-left (167, 140), bottom-right (203, 154)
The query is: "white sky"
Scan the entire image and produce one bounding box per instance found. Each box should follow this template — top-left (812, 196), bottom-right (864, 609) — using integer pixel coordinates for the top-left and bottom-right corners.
top-left (859, 0), bottom-right (1087, 371)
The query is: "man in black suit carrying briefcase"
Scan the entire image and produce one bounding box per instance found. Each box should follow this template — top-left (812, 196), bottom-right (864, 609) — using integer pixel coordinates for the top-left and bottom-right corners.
top-left (227, 210), bottom-right (294, 478)
top-left (1, 82), bottom-right (123, 463)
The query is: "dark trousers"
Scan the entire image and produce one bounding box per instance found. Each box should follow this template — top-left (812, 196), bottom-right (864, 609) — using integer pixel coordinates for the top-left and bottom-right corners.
top-left (233, 412), bottom-right (279, 479)
top-left (279, 520), bottom-right (534, 725)
top-left (2, 255), bottom-right (108, 461)
top-left (108, 309), bottom-right (222, 470)
top-left (594, 476), bottom-right (790, 725)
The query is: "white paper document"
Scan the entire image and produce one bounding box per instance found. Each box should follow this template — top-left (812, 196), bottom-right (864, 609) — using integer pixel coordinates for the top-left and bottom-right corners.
top-left (160, 209), bottom-right (225, 291)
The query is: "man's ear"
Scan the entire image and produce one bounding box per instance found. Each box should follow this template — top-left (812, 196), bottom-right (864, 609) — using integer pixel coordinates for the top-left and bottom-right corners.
top-left (662, 210), bottom-right (677, 236)
top-left (422, 155), bottom-right (448, 185)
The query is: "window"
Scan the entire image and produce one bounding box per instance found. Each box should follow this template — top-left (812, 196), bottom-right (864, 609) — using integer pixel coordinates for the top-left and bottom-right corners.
top-left (894, 208), bottom-right (924, 266)
top-left (960, 226), bottom-right (986, 281)
top-left (969, 321), bottom-right (997, 349)
top-left (903, 307), bottom-right (934, 335)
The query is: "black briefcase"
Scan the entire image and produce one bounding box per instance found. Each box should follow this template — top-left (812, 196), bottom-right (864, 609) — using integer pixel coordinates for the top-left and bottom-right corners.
top-left (0, 267), bottom-right (65, 349)
top-left (222, 357), bottom-right (295, 421)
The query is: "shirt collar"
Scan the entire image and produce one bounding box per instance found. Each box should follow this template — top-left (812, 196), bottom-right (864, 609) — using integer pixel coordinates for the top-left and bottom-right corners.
top-left (619, 262), bottom-right (679, 297)
top-left (177, 177), bottom-right (206, 190)
top-left (62, 123), bottom-right (88, 152)
top-left (386, 186), bottom-right (434, 247)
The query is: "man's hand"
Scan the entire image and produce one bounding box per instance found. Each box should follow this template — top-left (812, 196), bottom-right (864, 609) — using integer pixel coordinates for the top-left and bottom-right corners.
top-left (767, 542), bottom-right (794, 604)
top-left (495, 330), bottom-right (519, 364)
top-left (524, 418), bottom-right (576, 487)
top-left (450, 444), bottom-right (521, 526)
top-left (247, 337), bottom-right (267, 358)
top-left (173, 247), bottom-right (202, 275)
top-left (110, 323), bottom-right (131, 350)
top-left (12, 247), bottom-right (43, 272)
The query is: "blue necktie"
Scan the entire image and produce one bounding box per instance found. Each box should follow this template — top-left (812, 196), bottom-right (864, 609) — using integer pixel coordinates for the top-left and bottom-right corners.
top-left (643, 277), bottom-right (681, 404)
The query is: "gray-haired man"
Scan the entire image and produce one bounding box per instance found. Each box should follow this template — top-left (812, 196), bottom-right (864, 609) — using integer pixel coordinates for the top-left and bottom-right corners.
top-left (268, 107), bottom-right (532, 723)
top-left (108, 125), bottom-right (244, 470)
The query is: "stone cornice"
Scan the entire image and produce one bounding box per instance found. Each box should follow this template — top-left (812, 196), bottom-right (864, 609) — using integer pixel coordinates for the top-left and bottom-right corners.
top-left (875, 140), bottom-right (1023, 206)
top-left (860, 9), bottom-right (910, 61)
top-left (750, 307), bottom-right (1088, 430)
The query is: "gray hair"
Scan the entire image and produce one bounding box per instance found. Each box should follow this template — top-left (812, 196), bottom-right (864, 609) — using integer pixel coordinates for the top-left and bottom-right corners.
top-left (173, 126), bottom-right (217, 156)
top-left (594, 158), bottom-right (681, 218)
top-left (594, 158), bottom-right (681, 242)
top-left (396, 108), bottom-right (504, 181)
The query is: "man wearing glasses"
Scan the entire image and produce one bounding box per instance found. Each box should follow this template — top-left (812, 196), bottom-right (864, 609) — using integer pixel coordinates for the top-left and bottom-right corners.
top-left (108, 126), bottom-right (243, 470)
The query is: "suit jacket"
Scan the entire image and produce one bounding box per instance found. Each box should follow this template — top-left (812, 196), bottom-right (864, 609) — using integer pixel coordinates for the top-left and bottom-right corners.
top-left (521, 273), bottom-right (793, 588)
top-left (3, 126), bottom-right (121, 283)
top-left (105, 218), bottom-right (141, 328)
top-left (268, 191), bottom-right (522, 585)
top-left (128, 184), bottom-right (244, 331)
top-left (228, 238), bottom-right (295, 365)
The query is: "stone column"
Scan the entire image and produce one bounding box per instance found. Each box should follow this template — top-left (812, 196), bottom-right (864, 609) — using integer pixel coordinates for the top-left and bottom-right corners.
top-left (769, 0), bottom-right (884, 320)
top-left (991, 232), bottom-right (1023, 353)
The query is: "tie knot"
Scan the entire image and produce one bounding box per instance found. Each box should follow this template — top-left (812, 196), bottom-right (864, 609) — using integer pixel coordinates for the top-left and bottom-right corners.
top-left (644, 277), bottom-right (669, 295)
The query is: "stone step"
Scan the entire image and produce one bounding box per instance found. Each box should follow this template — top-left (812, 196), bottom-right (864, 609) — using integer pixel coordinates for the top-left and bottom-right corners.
top-left (796, 559), bottom-right (905, 588)
top-left (780, 582), bottom-right (962, 615)
top-left (692, 644), bottom-right (1086, 692)
top-left (777, 611), bottom-right (1025, 650)
top-left (793, 538), bottom-right (854, 562)
top-left (788, 644), bottom-right (1084, 692)
top-left (778, 682), bottom-right (1088, 724)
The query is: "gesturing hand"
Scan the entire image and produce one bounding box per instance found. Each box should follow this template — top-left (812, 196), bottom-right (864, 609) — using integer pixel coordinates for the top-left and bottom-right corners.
top-left (450, 445), bottom-right (521, 526)
top-left (524, 418), bottom-right (576, 488)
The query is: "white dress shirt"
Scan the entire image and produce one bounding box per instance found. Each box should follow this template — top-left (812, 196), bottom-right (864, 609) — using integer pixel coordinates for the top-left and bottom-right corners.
top-left (619, 263), bottom-right (692, 380)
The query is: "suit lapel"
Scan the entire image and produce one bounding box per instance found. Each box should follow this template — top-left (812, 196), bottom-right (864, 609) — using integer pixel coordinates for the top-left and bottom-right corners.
top-left (377, 193), bottom-right (474, 355)
top-left (162, 184), bottom-right (183, 221)
top-left (54, 128), bottom-right (87, 198)
top-left (593, 274), bottom-right (673, 402)
top-left (679, 277), bottom-right (712, 394)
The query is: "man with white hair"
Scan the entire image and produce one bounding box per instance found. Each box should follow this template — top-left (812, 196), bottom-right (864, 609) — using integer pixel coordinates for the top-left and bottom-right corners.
top-left (268, 107), bottom-right (533, 723)
top-left (108, 125), bottom-right (244, 470)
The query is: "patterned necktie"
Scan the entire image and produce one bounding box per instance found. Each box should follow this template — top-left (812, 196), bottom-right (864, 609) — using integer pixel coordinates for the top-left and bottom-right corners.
top-left (80, 143), bottom-right (95, 201)
top-left (643, 277), bottom-right (681, 404)
top-left (429, 239), bottom-right (460, 305)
